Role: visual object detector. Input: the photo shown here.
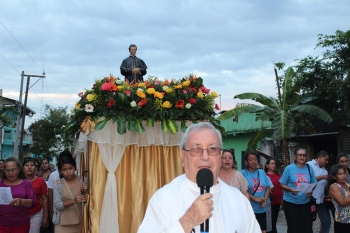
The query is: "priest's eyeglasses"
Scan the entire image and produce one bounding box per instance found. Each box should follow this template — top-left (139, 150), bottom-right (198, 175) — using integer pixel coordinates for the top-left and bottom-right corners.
top-left (183, 147), bottom-right (222, 157)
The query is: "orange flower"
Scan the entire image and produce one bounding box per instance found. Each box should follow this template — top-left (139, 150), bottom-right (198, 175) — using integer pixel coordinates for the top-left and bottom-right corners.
top-left (161, 79), bottom-right (170, 86)
top-left (136, 90), bottom-right (146, 98)
top-left (138, 98), bottom-right (147, 107)
top-left (175, 100), bottom-right (185, 108)
top-left (154, 91), bottom-right (164, 99)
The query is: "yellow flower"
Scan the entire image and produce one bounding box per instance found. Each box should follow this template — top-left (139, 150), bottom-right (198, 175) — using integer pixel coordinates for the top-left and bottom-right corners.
top-left (197, 91), bottom-right (204, 98)
top-left (147, 88), bottom-right (155, 94)
top-left (86, 94), bottom-right (96, 102)
top-left (117, 86), bottom-right (124, 91)
top-left (138, 83), bottom-right (145, 88)
top-left (182, 80), bottom-right (190, 87)
top-left (165, 88), bottom-right (173, 93)
top-left (136, 90), bottom-right (146, 98)
top-left (154, 91), bottom-right (164, 99)
top-left (174, 84), bottom-right (182, 89)
top-left (75, 103), bottom-right (81, 108)
top-left (211, 91), bottom-right (219, 98)
top-left (162, 101), bottom-right (172, 108)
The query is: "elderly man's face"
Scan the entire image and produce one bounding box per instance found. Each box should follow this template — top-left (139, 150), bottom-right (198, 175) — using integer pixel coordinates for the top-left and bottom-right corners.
top-left (181, 128), bottom-right (222, 185)
top-left (129, 47), bottom-right (137, 56)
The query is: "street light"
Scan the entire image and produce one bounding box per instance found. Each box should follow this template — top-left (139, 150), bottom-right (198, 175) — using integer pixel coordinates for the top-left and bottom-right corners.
top-left (14, 71), bottom-right (45, 162)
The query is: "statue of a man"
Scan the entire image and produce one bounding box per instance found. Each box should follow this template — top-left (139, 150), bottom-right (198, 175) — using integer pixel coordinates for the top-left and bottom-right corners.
top-left (120, 44), bottom-right (147, 83)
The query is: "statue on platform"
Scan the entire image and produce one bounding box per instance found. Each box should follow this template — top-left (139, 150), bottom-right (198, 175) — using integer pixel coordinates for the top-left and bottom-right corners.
top-left (120, 44), bottom-right (147, 83)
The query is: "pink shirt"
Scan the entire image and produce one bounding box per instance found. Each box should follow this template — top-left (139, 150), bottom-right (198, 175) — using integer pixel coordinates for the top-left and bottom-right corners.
top-left (0, 179), bottom-right (36, 227)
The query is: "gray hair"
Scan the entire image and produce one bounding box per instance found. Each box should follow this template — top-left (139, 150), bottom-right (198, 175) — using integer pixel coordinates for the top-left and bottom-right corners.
top-left (180, 122), bottom-right (222, 149)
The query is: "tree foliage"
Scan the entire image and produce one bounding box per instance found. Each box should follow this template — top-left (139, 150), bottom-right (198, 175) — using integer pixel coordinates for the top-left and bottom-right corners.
top-left (294, 30), bottom-right (350, 121)
top-left (218, 67), bottom-right (333, 165)
top-left (28, 105), bottom-right (74, 161)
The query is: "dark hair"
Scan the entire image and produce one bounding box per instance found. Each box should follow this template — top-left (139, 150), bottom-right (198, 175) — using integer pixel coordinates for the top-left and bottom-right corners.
top-left (327, 164), bottom-right (346, 187)
top-left (58, 156), bottom-right (76, 178)
top-left (293, 148), bottom-right (306, 164)
top-left (0, 159), bottom-right (4, 163)
top-left (59, 149), bottom-right (73, 159)
top-left (264, 158), bottom-right (277, 173)
top-left (245, 152), bottom-right (258, 161)
top-left (23, 158), bottom-right (36, 167)
top-left (3, 157), bottom-right (26, 180)
top-left (315, 150), bottom-right (328, 159)
top-left (129, 44), bottom-right (137, 50)
top-left (41, 158), bottom-right (50, 164)
top-left (222, 149), bottom-right (237, 169)
top-left (336, 153), bottom-right (348, 163)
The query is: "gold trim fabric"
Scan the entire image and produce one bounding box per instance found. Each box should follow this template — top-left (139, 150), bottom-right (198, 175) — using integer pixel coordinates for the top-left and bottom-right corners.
top-left (83, 143), bottom-right (184, 233)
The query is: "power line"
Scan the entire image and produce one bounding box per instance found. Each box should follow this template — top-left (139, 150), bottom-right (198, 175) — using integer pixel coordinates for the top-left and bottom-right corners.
top-left (0, 51), bottom-right (21, 74)
top-left (0, 20), bottom-right (43, 72)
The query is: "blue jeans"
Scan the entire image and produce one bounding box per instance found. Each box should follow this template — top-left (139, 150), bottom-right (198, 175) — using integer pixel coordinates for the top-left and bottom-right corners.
top-left (316, 203), bottom-right (331, 233)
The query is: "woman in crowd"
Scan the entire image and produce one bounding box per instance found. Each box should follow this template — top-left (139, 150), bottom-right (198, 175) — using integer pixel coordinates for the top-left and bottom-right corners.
top-left (53, 155), bottom-right (87, 232)
top-left (38, 158), bottom-right (51, 184)
top-left (265, 158), bottom-right (282, 233)
top-left (23, 158), bottom-right (49, 233)
top-left (328, 164), bottom-right (350, 232)
top-left (219, 149), bottom-right (249, 199)
top-left (280, 148), bottom-right (316, 233)
top-left (337, 153), bottom-right (350, 183)
top-left (241, 152), bottom-right (270, 233)
top-left (0, 157), bottom-right (36, 233)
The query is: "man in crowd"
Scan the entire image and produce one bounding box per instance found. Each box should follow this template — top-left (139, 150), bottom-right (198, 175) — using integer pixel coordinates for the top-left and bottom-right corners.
top-left (120, 44), bottom-right (147, 83)
top-left (307, 151), bottom-right (330, 233)
top-left (138, 122), bottom-right (260, 232)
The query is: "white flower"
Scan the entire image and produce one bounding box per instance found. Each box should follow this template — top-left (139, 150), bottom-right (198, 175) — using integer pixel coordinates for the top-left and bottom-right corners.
top-left (116, 79), bottom-right (122, 84)
top-left (162, 85), bottom-right (169, 91)
top-left (137, 88), bottom-right (144, 92)
top-left (185, 103), bottom-right (192, 109)
top-left (85, 104), bottom-right (94, 112)
top-left (130, 101), bottom-right (137, 107)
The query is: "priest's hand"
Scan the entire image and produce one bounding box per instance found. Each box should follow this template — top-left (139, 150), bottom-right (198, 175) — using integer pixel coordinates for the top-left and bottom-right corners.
top-left (132, 68), bottom-right (140, 74)
top-left (179, 193), bottom-right (213, 232)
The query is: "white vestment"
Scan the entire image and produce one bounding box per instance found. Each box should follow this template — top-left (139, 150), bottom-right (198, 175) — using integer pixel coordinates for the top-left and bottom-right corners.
top-left (138, 174), bottom-right (260, 233)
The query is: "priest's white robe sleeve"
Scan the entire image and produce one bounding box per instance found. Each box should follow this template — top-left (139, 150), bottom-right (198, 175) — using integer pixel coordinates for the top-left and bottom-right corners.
top-left (137, 189), bottom-right (185, 233)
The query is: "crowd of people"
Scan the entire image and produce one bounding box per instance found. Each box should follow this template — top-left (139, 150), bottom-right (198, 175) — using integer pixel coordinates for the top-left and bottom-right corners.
top-left (0, 150), bottom-right (86, 233)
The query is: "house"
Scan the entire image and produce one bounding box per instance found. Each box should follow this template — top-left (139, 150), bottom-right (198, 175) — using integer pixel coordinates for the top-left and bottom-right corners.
top-left (0, 89), bottom-right (35, 159)
top-left (220, 111), bottom-right (272, 170)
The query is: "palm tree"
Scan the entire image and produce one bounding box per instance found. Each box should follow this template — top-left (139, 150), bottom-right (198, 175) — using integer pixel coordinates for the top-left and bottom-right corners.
top-left (217, 67), bottom-right (333, 165)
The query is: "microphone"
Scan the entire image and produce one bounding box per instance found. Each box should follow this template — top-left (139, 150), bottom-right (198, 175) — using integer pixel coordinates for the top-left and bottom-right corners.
top-left (196, 169), bottom-right (214, 233)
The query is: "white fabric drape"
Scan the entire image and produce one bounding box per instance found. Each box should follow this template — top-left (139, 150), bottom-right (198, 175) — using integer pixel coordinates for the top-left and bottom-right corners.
top-left (75, 120), bottom-right (192, 232)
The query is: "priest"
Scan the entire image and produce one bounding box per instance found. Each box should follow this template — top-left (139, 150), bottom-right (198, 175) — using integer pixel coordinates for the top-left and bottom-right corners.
top-left (138, 122), bottom-right (260, 233)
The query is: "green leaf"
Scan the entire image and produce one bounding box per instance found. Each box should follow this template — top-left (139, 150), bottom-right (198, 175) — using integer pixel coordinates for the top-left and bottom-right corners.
top-left (147, 118), bottom-right (154, 127)
top-left (194, 77), bottom-right (203, 87)
top-left (135, 119), bottom-right (145, 134)
top-left (217, 105), bottom-right (264, 120)
top-left (246, 128), bottom-right (274, 153)
top-left (95, 118), bottom-right (109, 131)
top-left (234, 93), bottom-right (278, 108)
top-left (161, 119), bottom-right (168, 132)
top-left (180, 120), bottom-right (187, 133)
top-left (167, 119), bottom-right (178, 134)
top-left (117, 118), bottom-right (127, 134)
top-left (128, 119), bottom-right (136, 131)
top-left (291, 105), bottom-right (333, 123)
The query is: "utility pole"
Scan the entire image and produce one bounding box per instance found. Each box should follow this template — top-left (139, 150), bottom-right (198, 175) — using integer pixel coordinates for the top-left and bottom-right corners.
top-left (13, 71), bottom-right (25, 158)
top-left (17, 71), bottom-right (45, 162)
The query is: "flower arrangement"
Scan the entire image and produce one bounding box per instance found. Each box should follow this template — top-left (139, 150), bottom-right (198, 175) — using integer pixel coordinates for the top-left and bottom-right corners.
top-left (65, 74), bottom-right (222, 137)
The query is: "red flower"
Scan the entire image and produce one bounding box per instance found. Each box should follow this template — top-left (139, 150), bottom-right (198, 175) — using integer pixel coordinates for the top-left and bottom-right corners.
top-left (189, 88), bottom-right (198, 94)
top-left (188, 98), bottom-right (197, 104)
top-left (125, 90), bottom-right (131, 96)
top-left (215, 104), bottom-right (220, 110)
top-left (107, 99), bottom-right (115, 108)
top-left (183, 89), bottom-right (188, 94)
top-left (175, 100), bottom-right (185, 108)
top-left (138, 98), bottom-right (147, 107)
top-left (199, 86), bottom-right (210, 94)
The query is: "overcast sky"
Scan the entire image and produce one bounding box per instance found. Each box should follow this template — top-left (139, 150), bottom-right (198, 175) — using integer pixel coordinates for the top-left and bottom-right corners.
top-left (1, 0), bottom-right (349, 127)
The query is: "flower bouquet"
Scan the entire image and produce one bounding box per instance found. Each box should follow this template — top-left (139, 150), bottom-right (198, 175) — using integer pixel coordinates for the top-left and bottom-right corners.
top-left (64, 74), bottom-right (222, 138)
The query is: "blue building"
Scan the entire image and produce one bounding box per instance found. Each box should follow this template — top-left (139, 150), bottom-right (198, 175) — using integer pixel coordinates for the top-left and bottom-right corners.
top-left (0, 91), bottom-right (35, 159)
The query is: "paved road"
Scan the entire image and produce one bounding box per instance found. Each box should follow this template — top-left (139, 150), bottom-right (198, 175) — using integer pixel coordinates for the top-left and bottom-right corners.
top-left (276, 209), bottom-right (334, 233)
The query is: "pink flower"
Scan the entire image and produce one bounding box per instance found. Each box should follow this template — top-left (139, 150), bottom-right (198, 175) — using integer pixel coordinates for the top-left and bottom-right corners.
top-left (125, 90), bottom-right (131, 96)
top-left (154, 79), bottom-right (160, 85)
top-left (78, 92), bottom-right (84, 97)
top-left (101, 82), bottom-right (113, 91)
top-left (199, 86), bottom-right (210, 94)
top-left (183, 89), bottom-right (188, 94)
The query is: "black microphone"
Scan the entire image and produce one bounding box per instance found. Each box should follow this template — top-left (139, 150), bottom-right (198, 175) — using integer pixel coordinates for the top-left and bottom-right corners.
top-left (196, 168), bottom-right (214, 233)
